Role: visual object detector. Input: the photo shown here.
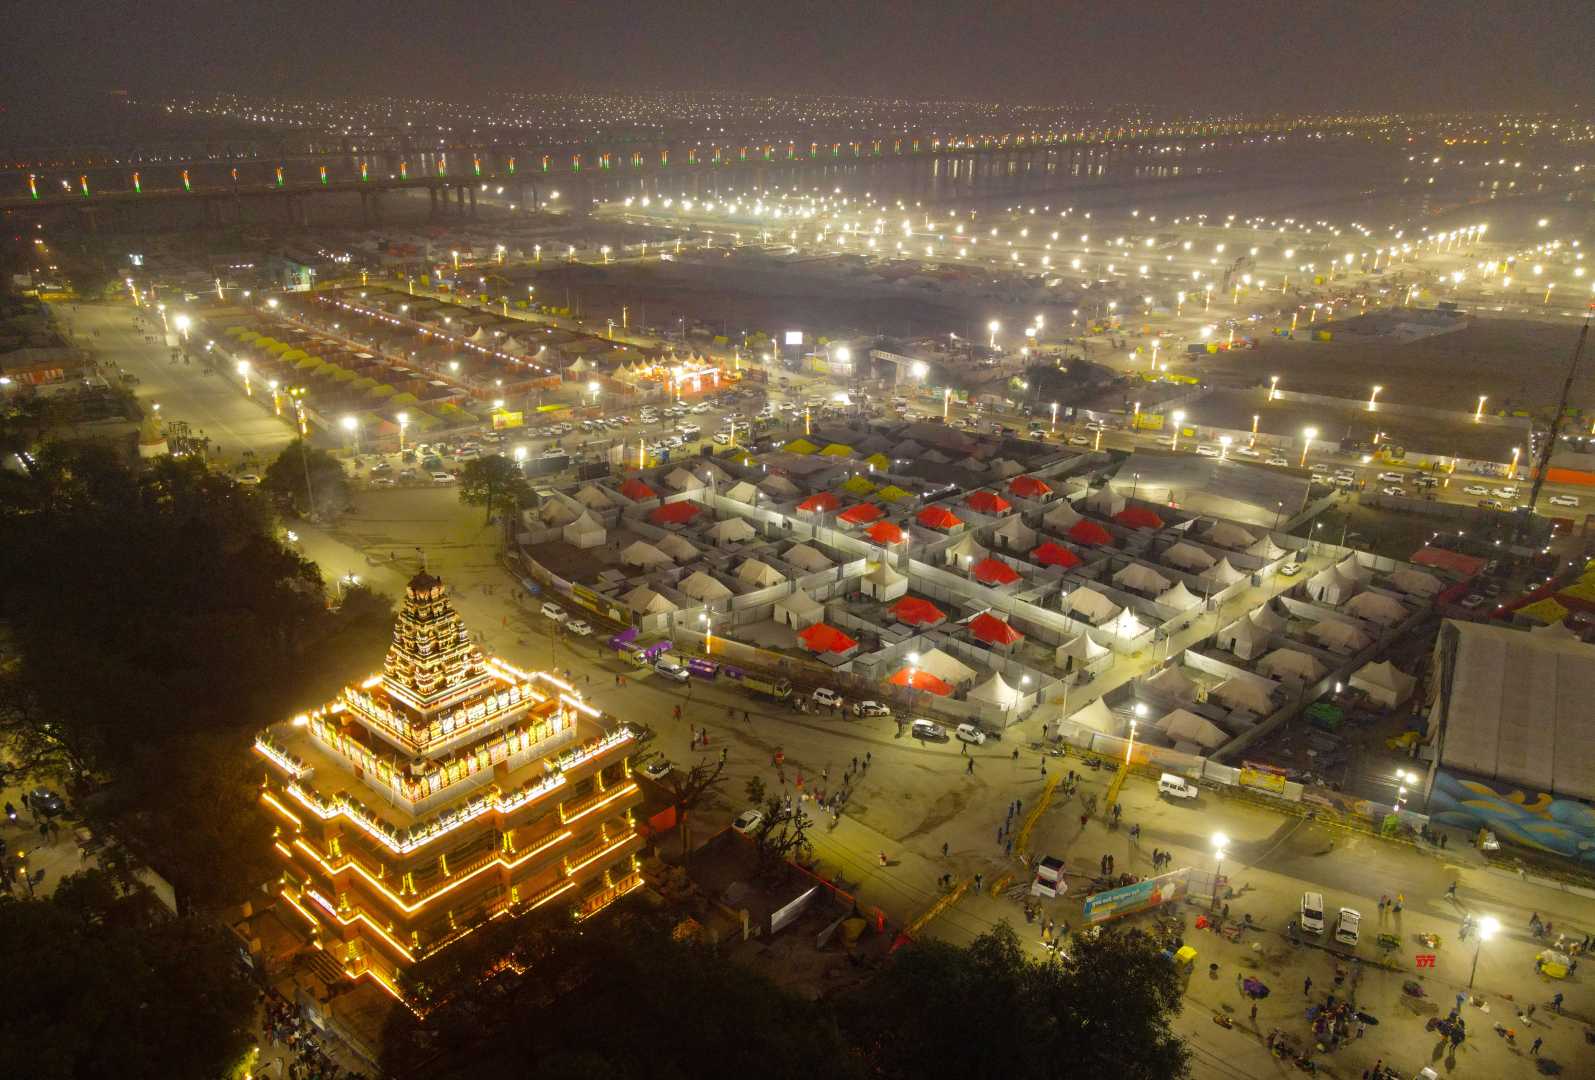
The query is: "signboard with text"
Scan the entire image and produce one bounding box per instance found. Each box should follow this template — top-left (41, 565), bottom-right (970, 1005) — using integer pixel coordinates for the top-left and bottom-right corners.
top-left (1082, 869), bottom-right (1189, 924)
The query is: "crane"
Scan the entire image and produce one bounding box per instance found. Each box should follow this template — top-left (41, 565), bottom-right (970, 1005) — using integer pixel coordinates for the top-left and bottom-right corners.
top-left (1525, 306), bottom-right (1594, 521)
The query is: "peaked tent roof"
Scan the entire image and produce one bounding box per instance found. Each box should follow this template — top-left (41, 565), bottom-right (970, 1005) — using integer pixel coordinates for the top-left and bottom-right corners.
top-left (736, 559), bottom-right (787, 587)
top-left (876, 484), bottom-right (913, 503)
top-left (1083, 488), bottom-right (1126, 516)
top-left (783, 543), bottom-right (834, 572)
top-left (889, 596), bottom-right (947, 626)
top-left (1163, 541), bottom-right (1216, 571)
top-left (818, 443), bottom-right (854, 457)
top-left (621, 584), bottom-right (677, 614)
top-left (1043, 501), bottom-right (1083, 530)
top-left (706, 517), bottom-right (757, 543)
top-left (917, 505), bottom-right (964, 530)
top-left (1344, 591), bottom-right (1407, 626)
top-left (1156, 581), bottom-right (1203, 611)
top-left (1389, 567), bottom-right (1444, 597)
top-left (797, 622), bottom-right (858, 653)
top-left (867, 520), bottom-right (907, 545)
top-left (783, 437), bottom-right (820, 454)
top-left (968, 672), bottom-right (1022, 708)
top-left (574, 484), bottom-right (612, 509)
top-left (1200, 557), bottom-right (1246, 587)
top-left (619, 477), bottom-right (657, 501)
top-left (968, 489), bottom-right (1013, 514)
top-left (1068, 586), bottom-right (1120, 625)
top-left (1259, 648), bottom-right (1327, 682)
top-left (993, 517), bottom-right (1037, 549)
top-left (841, 474), bottom-right (877, 496)
top-left (1103, 607), bottom-right (1147, 639)
top-left (1157, 708), bottom-right (1230, 750)
top-left (969, 611), bottom-right (1025, 646)
top-left (664, 467), bottom-right (702, 492)
top-left (1068, 519), bottom-right (1113, 546)
top-left (971, 558), bottom-right (1022, 585)
top-left (1212, 676), bottom-right (1276, 715)
top-left (1251, 604), bottom-right (1288, 633)
top-left (1311, 620), bottom-right (1372, 652)
top-left (656, 533), bottom-right (700, 563)
top-left (1205, 521), bottom-right (1257, 548)
top-left (774, 589), bottom-right (824, 627)
top-left (759, 474), bottom-right (800, 496)
top-left (1031, 541), bottom-right (1082, 568)
top-left (724, 480), bottom-right (760, 504)
top-left (621, 540), bottom-right (672, 567)
top-left (889, 666), bottom-right (953, 696)
top-left (1146, 666), bottom-right (1199, 702)
top-left (1351, 659), bottom-right (1417, 702)
top-left (1009, 474), bottom-right (1053, 499)
top-left (863, 452), bottom-right (891, 471)
top-left (1114, 506), bottom-right (1165, 530)
top-left (679, 570), bottom-right (734, 601)
top-left (650, 500), bottom-right (704, 526)
top-left (1246, 535), bottom-right (1289, 561)
top-left (838, 503), bottom-right (885, 525)
top-left (797, 491), bottom-right (841, 513)
top-left (914, 648), bottom-right (978, 686)
top-left (1114, 563), bottom-right (1173, 594)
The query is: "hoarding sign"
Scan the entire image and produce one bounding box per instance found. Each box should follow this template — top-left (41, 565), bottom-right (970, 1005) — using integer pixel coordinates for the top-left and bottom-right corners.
top-left (1082, 869), bottom-right (1189, 924)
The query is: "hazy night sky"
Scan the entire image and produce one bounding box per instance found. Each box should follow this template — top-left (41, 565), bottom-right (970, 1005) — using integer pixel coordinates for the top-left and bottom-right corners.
top-left (2, 0), bottom-right (1592, 125)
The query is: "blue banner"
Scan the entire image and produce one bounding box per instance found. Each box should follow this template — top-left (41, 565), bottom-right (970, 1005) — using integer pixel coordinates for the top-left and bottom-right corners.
top-left (1082, 870), bottom-right (1188, 924)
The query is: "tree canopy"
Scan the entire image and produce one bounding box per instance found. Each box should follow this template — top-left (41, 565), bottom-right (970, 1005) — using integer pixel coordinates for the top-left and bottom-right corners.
top-left (457, 453), bottom-right (531, 523)
top-left (0, 870), bottom-right (257, 1080)
top-left (263, 436), bottom-right (350, 519)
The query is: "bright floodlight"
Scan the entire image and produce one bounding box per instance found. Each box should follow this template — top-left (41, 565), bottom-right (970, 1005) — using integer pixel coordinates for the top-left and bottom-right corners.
top-left (341, 416), bottom-right (357, 432)
top-left (1212, 832), bottom-right (1229, 852)
top-left (173, 314), bottom-right (191, 332)
top-left (835, 346), bottom-right (851, 362)
top-left (1478, 916), bottom-right (1499, 941)
top-left (266, 298), bottom-right (279, 309)
top-left (397, 412), bottom-right (408, 425)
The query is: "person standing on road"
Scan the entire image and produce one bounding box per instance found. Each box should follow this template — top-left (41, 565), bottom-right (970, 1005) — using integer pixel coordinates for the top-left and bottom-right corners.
top-left (1531, 1036), bottom-right (1543, 1057)
top-left (966, 758), bottom-right (975, 775)
top-left (1446, 881), bottom-right (1457, 900)
top-left (1304, 976), bottom-right (1313, 996)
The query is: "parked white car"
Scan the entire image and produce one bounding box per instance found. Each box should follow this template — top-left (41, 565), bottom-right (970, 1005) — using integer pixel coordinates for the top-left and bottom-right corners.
top-left (955, 723), bottom-right (987, 745)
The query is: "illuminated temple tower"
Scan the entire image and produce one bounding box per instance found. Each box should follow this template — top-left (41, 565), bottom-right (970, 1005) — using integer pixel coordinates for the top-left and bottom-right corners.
top-left (253, 571), bottom-right (644, 1005)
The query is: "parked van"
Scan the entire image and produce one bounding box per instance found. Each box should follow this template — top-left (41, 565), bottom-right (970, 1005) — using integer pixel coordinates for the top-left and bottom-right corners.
top-left (811, 687), bottom-right (841, 709)
top-left (540, 601), bottom-right (568, 623)
top-left (954, 723), bottom-right (987, 745)
top-left (1300, 892), bottom-right (1326, 935)
top-left (1158, 773), bottom-right (1198, 799)
top-left (1334, 908), bottom-right (1361, 946)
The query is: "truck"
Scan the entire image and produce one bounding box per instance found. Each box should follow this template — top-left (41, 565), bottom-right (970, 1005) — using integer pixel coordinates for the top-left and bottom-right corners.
top-left (736, 672), bottom-right (792, 701)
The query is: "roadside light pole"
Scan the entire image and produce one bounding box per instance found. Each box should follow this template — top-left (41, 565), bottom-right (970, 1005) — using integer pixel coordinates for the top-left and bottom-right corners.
top-left (1300, 427), bottom-right (1318, 468)
top-left (397, 412), bottom-right (409, 451)
top-left (1211, 832), bottom-right (1228, 908)
top-left (1470, 916), bottom-right (1499, 988)
top-left (1171, 410), bottom-right (1186, 452)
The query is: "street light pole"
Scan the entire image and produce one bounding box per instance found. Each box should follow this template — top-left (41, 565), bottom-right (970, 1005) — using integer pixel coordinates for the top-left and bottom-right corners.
top-left (1469, 916), bottom-right (1499, 988)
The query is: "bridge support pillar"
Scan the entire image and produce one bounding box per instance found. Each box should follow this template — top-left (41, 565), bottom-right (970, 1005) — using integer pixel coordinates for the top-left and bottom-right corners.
top-left (468, 185), bottom-right (477, 217)
top-left (428, 186), bottom-right (439, 219)
top-left (455, 185), bottom-right (465, 214)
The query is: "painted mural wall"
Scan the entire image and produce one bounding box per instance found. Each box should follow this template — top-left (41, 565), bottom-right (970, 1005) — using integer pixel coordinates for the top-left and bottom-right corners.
top-left (1428, 771), bottom-right (1595, 863)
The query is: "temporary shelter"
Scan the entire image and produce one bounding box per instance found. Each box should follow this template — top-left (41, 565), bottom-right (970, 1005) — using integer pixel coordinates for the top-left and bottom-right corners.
top-left (619, 477), bottom-right (657, 502)
top-left (1336, 556), bottom-right (1374, 584)
top-left (1212, 676), bottom-right (1276, 716)
top-left (971, 558), bottom-right (1022, 586)
top-left (679, 571), bottom-right (733, 602)
top-left (917, 505), bottom-right (964, 530)
top-left (622, 584), bottom-right (677, 615)
top-left (724, 480), bottom-right (760, 504)
top-left (1043, 501), bottom-right (1083, 530)
top-left (1009, 475), bottom-right (1053, 499)
top-left (561, 511), bottom-right (606, 549)
top-left (759, 474), bottom-right (800, 497)
top-left (574, 484), bottom-right (612, 510)
top-left (538, 500), bottom-right (578, 526)
top-left (1343, 591), bottom-right (1407, 627)
top-left (1156, 582), bottom-right (1203, 612)
top-left (1306, 565), bottom-right (1361, 605)
top-left (968, 673), bottom-right (1023, 710)
top-left (798, 623), bottom-right (859, 655)
top-left (1157, 708), bottom-right (1230, 751)
top-left (1205, 522), bottom-right (1257, 549)
top-left (1310, 620), bottom-right (1373, 654)
top-left (1114, 563), bottom-right (1173, 595)
top-left (1032, 541), bottom-right (1082, 569)
top-left (650, 500), bottom-right (703, 527)
top-left (1250, 604), bottom-right (1287, 633)
top-left (783, 437), bottom-right (819, 454)
top-left (841, 474), bottom-right (877, 496)
top-left (1104, 607), bottom-right (1147, 641)
top-left (838, 503), bottom-right (885, 525)
top-left (773, 589), bottom-right (825, 629)
top-left (889, 666), bottom-right (953, 696)
top-left (620, 540), bottom-right (672, 569)
top-left (968, 490), bottom-right (1012, 514)
top-left (867, 521), bottom-right (907, 545)
top-left (1056, 633), bottom-right (1111, 668)
top-left (1258, 648), bottom-right (1327, 682)
top-left (988, 458), bottom-right (1024, 479)
top-left (783, 543), bottom-right (834, 573)
top-left (736, 559), bottom-right (786, 588)
top-left (889, 596), bottom-right (946, 627)
top-left (945, 533), bottom-right (991, 567)
top-left (992, 517), bottom-right (1037, 551)
top-left (1145, 666), bottom-right (1199, 703)
top-left (1350, 660), bottom-right (1417, 708)
top-left (914, 648), bottom-right (978, 688)
top-left (656, 533), bottom-right (700, 563)
top-left (1114, 506), bottom-right (1165, 530)
top-left (1067, 586), bottom-right (1121, 625)
top-left (664, 467), bottom-right (702, 492)
top-left (1217, 617), bottom-right (1270, 661)
top-left (705, 517), bottom-right (757, 546)
top-left (1245, 535), bottom-right (1289, 561)
top-left (969, 611), bottom-right (1025, 647)
top-left (861, 560), bottom-right (908, 601)
top-left (1389, 567), bottom-right (1443, 597)
top-left (1068, 519), bottom-right (1113, 546)
top-left (1083, 489), bottom-right (1126, 516)
top-left (1064, 697), bottom-right (1119, 735)
top-left (1200, 558), bottom-right (1246, 588)
top-left (1163, 542), bottom-right (1215, 572)
top-left (797, 492), bottom-right (841, 513)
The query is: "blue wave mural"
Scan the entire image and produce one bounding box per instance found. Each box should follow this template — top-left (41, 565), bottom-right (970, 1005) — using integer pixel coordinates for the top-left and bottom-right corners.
top-left (1427, 772), bottom-right (1595, 863)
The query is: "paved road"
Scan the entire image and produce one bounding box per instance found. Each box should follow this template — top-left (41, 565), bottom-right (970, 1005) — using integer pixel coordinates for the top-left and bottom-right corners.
top-left (55, 303), bottom-right (295, 467)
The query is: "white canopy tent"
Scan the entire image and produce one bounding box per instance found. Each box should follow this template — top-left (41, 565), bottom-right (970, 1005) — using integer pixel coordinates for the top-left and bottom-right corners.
top-left (1344, 591), bottom-right (1408, 626)
top-left (1156, 581), bottom-right (1203, 612)
top-left (1205, 521), bottom-right (1256, 549)
top-left (1042, 501), bottom-right (1083, 530)
top-left (968, 673), bottom-right (1022, 709)
top-left (1217, 617), bottom-right (1270, 661)
top-left (1258, 648), bottom-right (1328, 682)
top-left (1350, 660), bottom-right (1417, 708)
top-left (993, 517), bottom-right (1038, 550)
top-left (1056, 633), bottom-right (1112, 667)
top-left (1311, 620), bottom-right (1373, 654)
top-left (944, 533), bottom-right (991, 569)
top-left (1200, 557), bottom-right (1246, 588)
top-left (1067, 586), bottom-right (1121, 625)
top-left (1389, 567), bottom-right (1443, 597)
top-left (679, 571), bottom-right (734, 602)
top-left (724, 480), bottom-right (761, 504)
top-left (1251, 604), bottom-right (1287, 633)
top-left (1114, 563), bottom-right (1173, 595)
top-left (706, 517), bottom-right (758, 547)
top-left (620, 540), bottom-right (672, 569)
top-left (759, 474), bottom-right (800, 497)
top-left (1337, 555), bottom-right (1374, 584)
top-left (736, 559), bottom-right (787, 588)
top-left (915, 648), bottom-right (978, 688)
top-left (1083, 488), bottom-right (1126, 516)
top-left (861, 560), bottom-right (908, 601)
top-left (1307, 566), bottom-right (1361, 605)
top-left (1212, 676), bottom-right (1277, 715)
top-left (1163, 542), bottom-right (1216, 572)
top-left (783, 543), bottom-right (834, 573)
top-left (1246, 535), bottom-right (1289, 561)
top-left (664, 467), bottom-right (703, 492)
top-left (538, 499), bottom-right (578, 526)
top-left (1157, 708), bottom-right (1230, 751)
top-left (773, 589), bottom-right (825, 629)
top-left (1066, 697), bottom-right (1119, 735)
top-left (622, 584), bottom-right (677, 615)
top-left (561, 511), bottom-right (606, 549)
top-left (656, 533), bottom-right (700, 563)
top-left (574, 484), bottom-right (612, 510)
top-left (1103, 607), bottom-right (1147, 640)
top-left (1145, 666), bottom-right (1199, 703)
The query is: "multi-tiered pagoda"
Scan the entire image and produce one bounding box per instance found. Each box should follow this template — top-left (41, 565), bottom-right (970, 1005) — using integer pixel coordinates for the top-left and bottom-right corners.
top-left (254, 571), bottom-right (643, 1006)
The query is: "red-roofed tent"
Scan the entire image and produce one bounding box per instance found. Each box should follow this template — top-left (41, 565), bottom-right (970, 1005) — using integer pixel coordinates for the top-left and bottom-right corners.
top-left (797, 492), bottom-right (840, 513)
top-left (1114, 506), bottom-right (1165, 530)
top-left (867, 520), bottom-right (906, 545)
top-left (1009, 475), bottom-right (1053, 499)
top-left (649, 500), bottom-right (702, 526)
top-left (967, 489), bottom-right (1012, 514)
top-left (838, 503), bottom-right (885, 525)
top-left (619, 478), bottom-right (657, 501)
top-left (969, 611), bottom-right (1024, 646)
top-left (797, 623), bottom-right (859, 654)
top-left (1410, 545), bottom-right (1486, 578)
top-left (1068, 519), bottom-right (1113, 546)
top-left (1031, 541), bottom-right (1082, 568)
top-left (971, 558), bottom-right (1022, 586)
top-left (889, 667), bottom-right (953, 696)
top-left (917, 505), bottom-right (963, 530)
top-left (889, 596), bottom-right (946, 626)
